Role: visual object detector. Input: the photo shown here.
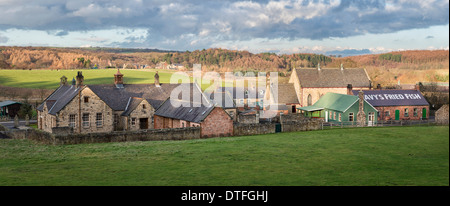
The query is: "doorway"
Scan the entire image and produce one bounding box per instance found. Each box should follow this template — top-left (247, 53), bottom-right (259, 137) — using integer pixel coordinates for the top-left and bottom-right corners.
top-left (139, 118), bottom-right (149, 129)
top-left (395, 110), bottom-right (400, 120)
top-left (422, 108), bottom-right (427, 119)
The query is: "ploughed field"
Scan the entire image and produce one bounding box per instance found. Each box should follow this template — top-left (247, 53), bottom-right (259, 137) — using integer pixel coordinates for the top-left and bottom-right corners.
top-left (0, 126), bottom-right (448, 186)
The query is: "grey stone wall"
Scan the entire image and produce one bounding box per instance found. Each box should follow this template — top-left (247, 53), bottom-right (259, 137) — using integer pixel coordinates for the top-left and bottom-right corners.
top-left (237, 114), bottom-right (259, 124)
top-left (435, 104), bottom-right (449, 125)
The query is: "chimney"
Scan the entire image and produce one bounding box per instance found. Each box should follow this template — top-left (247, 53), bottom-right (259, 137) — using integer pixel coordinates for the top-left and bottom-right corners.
top-left (357, 89), bottom-right (366, 127)
top-left (60, 75), bottom-right (68, 85)
top-left (377, 84), bottom-right (382, 90)
top-left (154, 71), bottom-right (160, 87)
top-left (71, 77), bottom-right (76, 86)
top-left (415, 83), bottom-right (420, 91)
top-left (76, 71), bottom-right (84, 88)
top-left (347, 84), bottom-right (353, 95)
top-left (114, 69), bottom-right (124, 85)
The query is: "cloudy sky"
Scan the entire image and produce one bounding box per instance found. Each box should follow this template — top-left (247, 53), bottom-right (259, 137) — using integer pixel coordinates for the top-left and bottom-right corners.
top-left (0, 0), bottom-right (448, 55)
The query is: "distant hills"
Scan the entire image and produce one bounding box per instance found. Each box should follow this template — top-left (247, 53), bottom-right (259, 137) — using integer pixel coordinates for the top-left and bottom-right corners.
top-left (0, 46), bottom-right (448, 85)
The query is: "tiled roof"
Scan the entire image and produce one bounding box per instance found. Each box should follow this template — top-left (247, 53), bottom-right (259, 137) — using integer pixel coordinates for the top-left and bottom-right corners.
top-left (295, 68), bottom-right (371, 88)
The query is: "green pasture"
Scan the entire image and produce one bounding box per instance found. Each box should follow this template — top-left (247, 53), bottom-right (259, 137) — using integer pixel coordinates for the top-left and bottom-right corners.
top-left (0, 69), bottom-right (274, 91)
top-left (0, 126), bottom-right (448, 186)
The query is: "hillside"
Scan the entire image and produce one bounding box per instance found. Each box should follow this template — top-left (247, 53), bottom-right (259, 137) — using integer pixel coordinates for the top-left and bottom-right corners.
top-left (0, 46), bottom-right (448, 85)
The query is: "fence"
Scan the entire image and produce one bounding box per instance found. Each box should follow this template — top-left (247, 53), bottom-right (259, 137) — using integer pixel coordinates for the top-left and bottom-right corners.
top-left (321, 119), bottom-right (436, 130)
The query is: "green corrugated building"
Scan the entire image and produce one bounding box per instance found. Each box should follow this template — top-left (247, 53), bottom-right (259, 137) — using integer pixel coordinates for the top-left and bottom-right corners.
top-left (298, 92), bottom-right (378, 126)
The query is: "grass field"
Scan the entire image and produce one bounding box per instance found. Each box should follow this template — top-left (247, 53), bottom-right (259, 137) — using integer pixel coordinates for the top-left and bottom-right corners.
top-left (0, 126), bottom-right (448, 186)
top-left (0, 69), bottom-right (282, 91)
top-left (0, 69), bottom-right (181, 90)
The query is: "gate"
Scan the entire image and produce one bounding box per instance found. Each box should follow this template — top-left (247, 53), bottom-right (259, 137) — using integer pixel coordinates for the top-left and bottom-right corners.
top-left (275, 123), bottom-right (282, 133)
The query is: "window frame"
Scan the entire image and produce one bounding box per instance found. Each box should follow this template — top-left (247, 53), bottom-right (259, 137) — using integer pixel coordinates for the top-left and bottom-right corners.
top-left (96, 113), bottom-right (103, 128)
top-left (69, 114), bottom-right (76, 128)
top-left (82, 113), bottom-right (90, 128)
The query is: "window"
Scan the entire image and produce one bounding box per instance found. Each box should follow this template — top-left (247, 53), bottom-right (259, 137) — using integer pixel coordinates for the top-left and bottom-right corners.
top-left (69, 114), bottom-right (76, 128)
top-left (307, 94), bottom-right (312, 106)
top-left (349, 113), bottom-right (354, 122)
top-left (96, 113), bottom-right (103, 127)
top-left (182, 122), bottom-right (185, 127)
top-left (333, 112), bottom-right (336, 120)
top-left (114, 114), bottom-right (119, 124)
top-left (131, 118), bottom-right (136, 126)
top-left (338, 113), bottom-right (341, 122)
top-left (84, 96), bottom-right (89, 103)
top-left (413, 108), bottom-right (418, 117)
top-left (329, 111), bottom-right (332, 119)
top-left (82, 113), bottom-right (89, 127)
top-left (404, 108), bottom-right (409, 117)
top-left (143, 104), bottom-right (146, 109)
top-left (385, 111), bottom-right (390, 117)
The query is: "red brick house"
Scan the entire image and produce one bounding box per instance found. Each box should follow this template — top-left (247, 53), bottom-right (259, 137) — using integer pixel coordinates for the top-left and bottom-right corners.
top-left (154, 84), bottom-right (233, 138)
top-left (352, 89), bottom-right (430, 121)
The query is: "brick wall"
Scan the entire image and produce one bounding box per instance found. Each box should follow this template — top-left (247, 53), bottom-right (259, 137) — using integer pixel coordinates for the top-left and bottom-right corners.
top-left (201, 107), bottom-right (233, 138)
top-left (376, 105), bottom-right (429, 121)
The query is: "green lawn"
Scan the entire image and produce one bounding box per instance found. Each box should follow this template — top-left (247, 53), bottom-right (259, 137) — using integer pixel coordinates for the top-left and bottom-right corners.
top-left (0, 126), bottom-right (448, 186)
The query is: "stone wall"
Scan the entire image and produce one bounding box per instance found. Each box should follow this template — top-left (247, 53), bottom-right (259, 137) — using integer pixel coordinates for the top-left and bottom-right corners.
top-left (237, 114), bottom-right (259, 124)
top-left (435, 104), bottom-right (449, 125)
top-left (6, 127), bottom-right (201, 145)
top-left (233, 123), bottom-right (276, 136)
top-left (280, 113), bottom-right (306, 123)
top-left (282, 119), bottom-right (323, 132)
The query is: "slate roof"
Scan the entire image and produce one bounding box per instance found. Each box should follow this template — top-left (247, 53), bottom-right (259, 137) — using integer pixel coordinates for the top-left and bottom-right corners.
top-left (267, 83), bottom-right (299, 104)
top-left (154, 83), bottom-right (220, 123)
top-left (36, 84), bottom-right (82, 115)
top-left (88, 83), bottom-right (181, 110)
top-left (295, 68), bottom-right (371, 88)
top-left (204, 91), bottom-right (236, 109)
top-left (38, 83), bottom-right (191, 116)
top-left (215, 87), bottom-right (265, 99)
top-left (351, 90), bottom-right (429, 107)
top-left (0, 100), bottom-right (21, 107)
top-left (121, 97), bottom-right (144, 116)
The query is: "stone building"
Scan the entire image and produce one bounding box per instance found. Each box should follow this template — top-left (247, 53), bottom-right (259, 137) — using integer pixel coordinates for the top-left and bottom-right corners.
top-left (435, 104), bottom-right (449, 125)
top-left (352, 89), bottom-right (430, 121)
top-left (288, 65), bottom-right (372, 107)
top-left (37, 70), bottom-right (182, 134)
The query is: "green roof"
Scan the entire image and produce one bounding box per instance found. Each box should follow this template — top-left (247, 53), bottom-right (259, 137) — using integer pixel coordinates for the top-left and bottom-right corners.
top-left (297, 105), bottom-right (324, 112)
top-left (299, 93), bottom-right (359, 112)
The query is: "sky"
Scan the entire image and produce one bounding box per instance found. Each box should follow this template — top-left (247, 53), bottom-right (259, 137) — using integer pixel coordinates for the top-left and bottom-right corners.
top-left (0, 0), bottom-right (449, 55)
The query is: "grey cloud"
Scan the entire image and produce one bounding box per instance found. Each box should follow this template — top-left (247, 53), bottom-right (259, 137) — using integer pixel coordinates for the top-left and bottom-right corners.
top-left (0, 0), bottom-right (448, 50)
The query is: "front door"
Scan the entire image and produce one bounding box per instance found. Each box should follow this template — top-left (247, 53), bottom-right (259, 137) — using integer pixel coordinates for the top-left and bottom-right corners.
top-left (139, 118), bottom-right (149, 129)
top-left (422, 108), bottom-right (427, 119)
top-left (395, 110), bottom-right (400, 120)
top-left (368, 112), bottom-right (375, 126)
